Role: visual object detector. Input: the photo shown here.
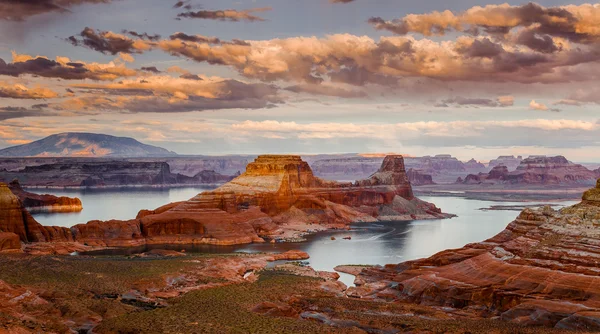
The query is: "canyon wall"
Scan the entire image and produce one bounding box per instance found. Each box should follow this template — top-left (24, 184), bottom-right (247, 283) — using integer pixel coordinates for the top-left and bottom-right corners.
top-left (71, 155), bottom-right (451, 247)
top-left (352, 179), bottom-right (600, 330)
top-left (459, 155), bottom-right (598, 185)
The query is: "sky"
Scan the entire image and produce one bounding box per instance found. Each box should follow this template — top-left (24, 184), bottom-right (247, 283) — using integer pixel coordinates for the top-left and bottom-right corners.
top-left (0, 0), bottom-right (599, 161)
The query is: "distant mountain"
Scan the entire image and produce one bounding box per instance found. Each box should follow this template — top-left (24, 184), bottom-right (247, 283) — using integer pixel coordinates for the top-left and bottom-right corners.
top-left (0, 133), bottom-right (177, 157)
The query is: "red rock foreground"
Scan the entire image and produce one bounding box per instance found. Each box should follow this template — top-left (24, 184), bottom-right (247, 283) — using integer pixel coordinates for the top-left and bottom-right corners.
top-left (349, 179), bottom-right (600, 330)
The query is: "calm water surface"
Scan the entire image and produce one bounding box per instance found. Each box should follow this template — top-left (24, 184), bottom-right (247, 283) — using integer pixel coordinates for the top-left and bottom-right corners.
top-left (31, 188), bottom-right (577, 286)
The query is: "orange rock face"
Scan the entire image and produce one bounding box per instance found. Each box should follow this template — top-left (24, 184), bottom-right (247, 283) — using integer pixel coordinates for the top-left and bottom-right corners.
top-left (353, 179), bottom-right (600, 330)
top-left (8, 179), bottom-right (82, 213)
top-left (70, 155), bottom-right (451, 248)
top-left (0, 182), bottom-right (73, 244)
top-left (0, 232), bottom-right (20, 251)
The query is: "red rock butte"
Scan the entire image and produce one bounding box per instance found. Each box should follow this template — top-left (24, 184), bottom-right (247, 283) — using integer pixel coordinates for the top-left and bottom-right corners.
top-left (73, 154), bottom-right (451, 247)
top-left (1, 155), bottom-right (452, 251)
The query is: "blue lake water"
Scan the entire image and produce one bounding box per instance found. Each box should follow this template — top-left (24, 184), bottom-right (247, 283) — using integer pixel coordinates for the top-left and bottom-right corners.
top-left (30, 188), bottom-right (577, 286)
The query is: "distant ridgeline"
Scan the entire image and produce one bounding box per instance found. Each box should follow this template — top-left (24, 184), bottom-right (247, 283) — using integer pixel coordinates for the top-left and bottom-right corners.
top-left (0, 133), bottom-right (177, 157)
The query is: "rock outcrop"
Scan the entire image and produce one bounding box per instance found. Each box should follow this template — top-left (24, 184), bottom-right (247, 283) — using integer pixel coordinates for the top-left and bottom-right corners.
top-left (488, 155), bottom-right (523, 170)
top-left (8, 180), bottom-right (82, 212)
top-left (460, 156), bottom-right (597, 185)
top-left (0, 182), bottom-right (73, 244)
top-left (1, 161), bottom-right (234, 187)
top-left (71, 155), bottom-right (452, 247)
top-left (352, 179), bottom-right (600, 330)
top-left (464, 158), bottom-right (486, 171)
top-left (406, 168), bottom-right (435, 186)
top-left (0, 232), bottom-right (20, 251)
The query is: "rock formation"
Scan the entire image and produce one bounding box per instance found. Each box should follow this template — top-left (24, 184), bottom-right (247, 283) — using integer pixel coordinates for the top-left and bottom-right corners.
top-left (310, 157), bottom-right (382, 181)
top-left (460, 156), bottom-right (597, 185)
top-left (71, 155), bottom-right (452, 247)
top-left (0, 182), bottom-right (73, 246)
top-left (406, 168), bottom-right (435, 186)
top-left (0, 161), bottom-right (234, 187)
top-left (463, 158), bottom-right (486, 171)
top-left (488, 155), bottom-right (523, 170)
top-left (8, 180), bottom-right (82, 212)
top-left (351, 179), bottom-right (600, 330)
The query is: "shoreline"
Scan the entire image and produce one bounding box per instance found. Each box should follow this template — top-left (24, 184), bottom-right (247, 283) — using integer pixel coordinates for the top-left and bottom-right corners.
top-left (21, 183), bottom-right (225, 190)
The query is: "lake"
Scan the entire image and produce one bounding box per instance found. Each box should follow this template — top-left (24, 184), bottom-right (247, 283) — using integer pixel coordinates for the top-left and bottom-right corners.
top-left (30, 187), bottom-right (577, 286)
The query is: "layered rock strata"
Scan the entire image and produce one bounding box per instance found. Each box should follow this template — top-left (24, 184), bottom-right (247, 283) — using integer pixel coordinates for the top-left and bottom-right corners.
top-left (71, 155), bottom-right (451, 247)
top-left (8, 180), bottom-right (82, 212)
top-left (0, 183), bottom-right (73, 246)
top-left (406, 168), bottom-right (435, 186)
top-left (351, 179), bottom-right (600, 330)
top-left (0, 161), bottom-right (234, 187)
top-left (460, 155), bottom-right (597, 185)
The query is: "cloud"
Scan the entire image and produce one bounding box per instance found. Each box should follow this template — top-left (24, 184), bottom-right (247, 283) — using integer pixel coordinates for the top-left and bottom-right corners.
top-left (438, 95), bottom-right (514, 108)
top-left (285, 84), bottom-right (367, 98)
top-left (141, 33), bottom-right (600, 86)
top-left (140, 66), bottom-right (161, 73)
top-left (169, 32), bottom-right (249, 46)
top-left (66, 20), bottom-right (600, 89)
top-left (176, 7), bottom-right (272, 22)
top-left (557, 88), bottom-right (600, 105)
top-left (67, 27), bottom-right (151, 55)
top-left (0, 106), bottom-right (46, 120)
top-left (330, 0), bottom-right (355, 3)
top-left (367, 3), bottom-right (600, 44)
top-left (0, 0), bottom-right (113, 21)
top-left (46, 76), bottom-right (281, 113)
top-left (231, 119), bottom-right (597, 141)
top-left (529, 99), bottom-right (547, 110)
top-left (0, 52), bottom-right (138, 80)
top-left (0, 83), bottom-right (59, 99)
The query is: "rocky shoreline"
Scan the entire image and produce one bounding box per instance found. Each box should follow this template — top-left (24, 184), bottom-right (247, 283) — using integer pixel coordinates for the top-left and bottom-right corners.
top-left (1, 154), bottom-right (452, 254)
top-left (343, 179), bottom-right (600, 330)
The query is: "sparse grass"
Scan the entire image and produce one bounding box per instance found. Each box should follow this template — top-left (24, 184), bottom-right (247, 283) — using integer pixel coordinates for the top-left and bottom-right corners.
top-left (0, 254), bottom-right (578, 334)
top-left (96, 270), bottom-right (354, 334)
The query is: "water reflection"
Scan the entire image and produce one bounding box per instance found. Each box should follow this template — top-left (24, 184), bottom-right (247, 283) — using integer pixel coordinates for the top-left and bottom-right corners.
top-left (29, 187), bottom-right (214, 227)
top-left (32, 188), bottom-right (577, 286)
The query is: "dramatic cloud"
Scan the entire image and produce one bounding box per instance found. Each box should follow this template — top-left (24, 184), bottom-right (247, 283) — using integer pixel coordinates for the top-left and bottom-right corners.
top-left (81, 30), bottom-right (598, 86)
top-left (368, 3), bottom-right (600, 44)
top-left (176, 7), bottom-right (272, 22)
top-left (67, 27), bottom-right (151, 55)
top-left (437, 95), bottom-right (514, 107)
top-left (0, 83), bottom-right (59, 99)
top-left (0, 53), bottom-right (138, 80)
top-left (47, 76), bottom-right (281, 113)
top-left (0, 0), bottom-right (112, 21)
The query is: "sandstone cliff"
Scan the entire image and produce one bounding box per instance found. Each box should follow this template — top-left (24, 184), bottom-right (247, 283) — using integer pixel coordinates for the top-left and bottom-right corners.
top-left (350, 179), bottom-right (600, 330)
top-left (0, 182), bottom-right (73, 246)
top-left (8, 180), bottom-right (82, 212)
top-left (406, 168), bottom-right (435, 186)
top-left (71, 155), bottom-right (452, 247)
top-left (460, 155), bottom-right (597, 185)
top-left (0, 160), bottom-right (235, 187)
top-left (488, 155), bottom-right (523, 170)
